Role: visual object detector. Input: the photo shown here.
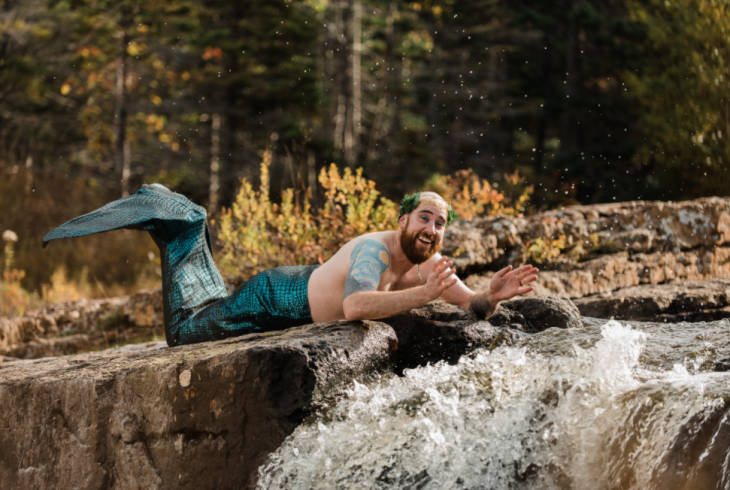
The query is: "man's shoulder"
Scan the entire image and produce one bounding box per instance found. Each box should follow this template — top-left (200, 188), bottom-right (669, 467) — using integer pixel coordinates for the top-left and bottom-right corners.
top-left (347, 231), bottom-right (394, 252)
top-left (349, 234), bottom-right (391, 264)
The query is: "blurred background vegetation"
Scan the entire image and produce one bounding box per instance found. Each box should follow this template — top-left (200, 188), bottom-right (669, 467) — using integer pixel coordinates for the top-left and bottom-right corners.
top-left (1, 0), bottom-right (729, 311)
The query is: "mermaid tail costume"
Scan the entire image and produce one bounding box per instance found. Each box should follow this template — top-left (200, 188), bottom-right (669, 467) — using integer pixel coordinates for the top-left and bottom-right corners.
top-left (42, 184), bottom-right (318, 346)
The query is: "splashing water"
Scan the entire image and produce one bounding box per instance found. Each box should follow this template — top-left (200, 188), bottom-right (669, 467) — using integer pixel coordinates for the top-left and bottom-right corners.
top-left (258, 319), bottom-right (730, 489)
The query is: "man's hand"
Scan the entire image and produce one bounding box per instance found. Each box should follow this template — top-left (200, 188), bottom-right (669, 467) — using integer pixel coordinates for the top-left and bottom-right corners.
top-left (486, 264), bottom-right (539, 303)
top-left (423, 256), bottom-right (458, 301)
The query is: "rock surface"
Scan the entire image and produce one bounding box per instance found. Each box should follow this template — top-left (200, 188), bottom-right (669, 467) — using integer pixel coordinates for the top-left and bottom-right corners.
top-left (385, 298), bottom-right (578, 371)
top-left (714, 357), bottom-right (730, 372)
top-left (448, 197), bottom-right (730, 300)
top-left (574, 278), bottom-right (730, 322)
top-left (0, 321), bottom-right (397, 490)
top-left (0, 288), bottom-right (164, 360)
top-left (384, 304), bottom-right (500, 371)
top-left (487, 296), bottom-right (582, 333)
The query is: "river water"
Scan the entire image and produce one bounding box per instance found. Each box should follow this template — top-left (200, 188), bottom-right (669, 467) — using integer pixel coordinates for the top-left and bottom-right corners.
top-left (257, 318), bottom-right (730, 489)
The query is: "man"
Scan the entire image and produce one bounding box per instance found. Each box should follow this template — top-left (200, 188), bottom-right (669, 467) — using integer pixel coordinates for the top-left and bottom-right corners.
top-left (43, 185), bottom-right (537, 347)
top-left (308, 191), bottom-right (538, 323)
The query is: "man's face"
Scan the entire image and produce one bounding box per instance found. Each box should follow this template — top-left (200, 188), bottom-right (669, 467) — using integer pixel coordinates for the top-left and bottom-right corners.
top-left (399, 204), bottom-right (447, 264)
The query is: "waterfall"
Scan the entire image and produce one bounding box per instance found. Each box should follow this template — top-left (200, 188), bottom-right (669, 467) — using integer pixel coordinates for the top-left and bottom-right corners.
top-left (258, 318), bottom-right (730, 489)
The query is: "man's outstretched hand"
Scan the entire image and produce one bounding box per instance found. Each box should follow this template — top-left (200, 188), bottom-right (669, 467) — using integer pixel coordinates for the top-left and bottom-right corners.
top-left (424, 256), bottom-right (458, 301)
top-left (486, 264), bottom-right (539, 304)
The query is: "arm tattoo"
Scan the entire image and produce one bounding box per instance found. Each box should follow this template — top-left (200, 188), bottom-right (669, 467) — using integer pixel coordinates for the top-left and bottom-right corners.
top-left (343, 239), bottom-right (390, 300)
top-left (470, 292), bottom-right (498, 319)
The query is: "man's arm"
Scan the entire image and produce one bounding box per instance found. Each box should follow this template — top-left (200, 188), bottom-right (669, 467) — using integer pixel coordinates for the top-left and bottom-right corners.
top-left (440, 264), bottom-right (539, 319)
top-left (342, 240), bottom-right (457, 321)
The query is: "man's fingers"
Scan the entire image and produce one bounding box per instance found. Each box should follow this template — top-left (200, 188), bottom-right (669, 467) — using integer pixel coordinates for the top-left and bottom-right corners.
top-left (516, 274), bottom-right (538, 287)
top-left (517, 286), bottom-right (534, 294)
top-left (522, 274), bottom-right (538, 285)
top-left (440, 276), bottom-right (458, 291)
top-left (434, 260), bottom-right (454, 277)
top-left (509, 266), bottom-right (537, 280)
top-left (514, 267), bottom-right (538, 280)
top-left (437, 266), bottom-right (456, 281)
top-left (433, 258), bottom-right (451, 274)
top-left (496, 265), bottom-right (512, 278)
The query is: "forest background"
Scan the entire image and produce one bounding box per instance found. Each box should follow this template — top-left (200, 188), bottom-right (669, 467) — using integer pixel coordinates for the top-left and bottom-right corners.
top-left (1, 0), bottom-right (729, 312)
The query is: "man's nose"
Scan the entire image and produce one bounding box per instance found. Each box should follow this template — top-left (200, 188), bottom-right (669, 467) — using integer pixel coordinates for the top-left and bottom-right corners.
top-left (424, 221), bottom-right (436, 234)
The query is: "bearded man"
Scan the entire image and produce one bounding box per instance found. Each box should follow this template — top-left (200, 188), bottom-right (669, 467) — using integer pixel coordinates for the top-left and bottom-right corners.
top-left (43, 185), bottom-right (538, 347)
top-left (308, 190), bottom-right (538, 323)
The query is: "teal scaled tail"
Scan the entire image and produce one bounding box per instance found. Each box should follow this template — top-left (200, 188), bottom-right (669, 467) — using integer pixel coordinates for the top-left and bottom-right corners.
top-left (43, 184), bottom-right (317, 347)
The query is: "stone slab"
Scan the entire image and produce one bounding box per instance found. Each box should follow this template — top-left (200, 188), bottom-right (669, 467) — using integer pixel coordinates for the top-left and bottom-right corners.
top-left (0, 321), bottom-right (396, 490)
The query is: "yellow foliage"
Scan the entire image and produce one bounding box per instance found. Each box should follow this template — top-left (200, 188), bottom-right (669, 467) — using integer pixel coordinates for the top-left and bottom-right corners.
top-left (425, 169), bottom-right (532, 219)
top-left (0, 276), bottom-right (34, 318)
top-left (0, 238), bottom-right (39, 317)
top-left (527, 236), bottom-right (566, 264)
top-left (127, 42), bottom-right (142, 56)
top-left (41, 266), bottom-right (92, 304)
top-left (217, 151), bottom-right (397, 283)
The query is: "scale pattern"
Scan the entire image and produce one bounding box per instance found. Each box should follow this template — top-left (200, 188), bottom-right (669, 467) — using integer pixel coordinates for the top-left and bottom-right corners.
top-left (42, 184), bottom-right (318, 346)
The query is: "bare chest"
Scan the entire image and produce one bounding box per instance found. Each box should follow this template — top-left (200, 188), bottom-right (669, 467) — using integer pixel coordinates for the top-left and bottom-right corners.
top-left (377, 267), bottom-right (422, 292)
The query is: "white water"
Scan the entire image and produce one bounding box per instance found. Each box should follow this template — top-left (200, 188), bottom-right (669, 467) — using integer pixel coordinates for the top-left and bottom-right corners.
top-left (258, 319), bottom-right (730, 489)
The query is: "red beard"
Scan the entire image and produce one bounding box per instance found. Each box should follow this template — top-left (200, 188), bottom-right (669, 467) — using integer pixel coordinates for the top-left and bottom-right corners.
top-left (400, 218), bottom-right (442, 264)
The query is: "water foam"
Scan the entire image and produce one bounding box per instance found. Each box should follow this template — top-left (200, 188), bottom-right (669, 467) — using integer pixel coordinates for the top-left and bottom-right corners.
top-left (257, 320), bottom-right (730, 489)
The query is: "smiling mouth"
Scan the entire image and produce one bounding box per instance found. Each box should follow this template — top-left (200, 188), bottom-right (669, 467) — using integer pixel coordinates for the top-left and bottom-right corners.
top-left (417, 235), bottom-right (433, 245)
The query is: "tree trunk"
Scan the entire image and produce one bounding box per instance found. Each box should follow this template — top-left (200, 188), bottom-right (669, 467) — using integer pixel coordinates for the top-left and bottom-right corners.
top-left (560, 0), bottom-right (577, 155)
top-left (388, 3), bottom-right (402, 175)
top-left (208, 113), bottom-right (221, 213)
top-left (426, 10), bottom-right (441, 166)
top-left (121, 139), bottom-right (131, 197)
top-left (24, 154), bottom-right (32, 194)
top-left (333, 2), bottom-right (349, 154)
top-left (346, 0), bottom-right (361, 168)
top-left (307, 150), bottom-right (317, 204)
top-left (366, 97), bottom-right (386, 161)
top-left (221, 97), bottom-right (236, 209)
top-left (536, 45), bottom-right (551, 171)
top-left (113, 31), bottom-right (128, 197)
top-left (724, 101), bottom-right (730, 147)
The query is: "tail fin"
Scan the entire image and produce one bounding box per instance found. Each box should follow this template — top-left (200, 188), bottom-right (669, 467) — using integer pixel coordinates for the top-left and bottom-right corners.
top-left (43, 184), bottom-right (227, 345)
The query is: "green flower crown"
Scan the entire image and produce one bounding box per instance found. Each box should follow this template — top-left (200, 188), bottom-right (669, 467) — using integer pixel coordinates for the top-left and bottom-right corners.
top-left (399, 192), bottom-right (459, 227)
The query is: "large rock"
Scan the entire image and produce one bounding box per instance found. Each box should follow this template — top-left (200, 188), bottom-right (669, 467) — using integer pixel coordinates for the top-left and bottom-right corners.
top-left (445, 197), bottom-right (730, 268)
top-left (448, 197), bottom-right (730, 300)
top-left (0, 321), bottom-right (397, 490)
top-left (383, 298), bottom-right (579, 370)
top-left (487, 296), bottom-right (582, 333)
top-left (574, 278), bottom-right (730, 322)
top-left (384, 304), bottom-right (499, 370)
top-left (466, 248), bottom-right (730, 300)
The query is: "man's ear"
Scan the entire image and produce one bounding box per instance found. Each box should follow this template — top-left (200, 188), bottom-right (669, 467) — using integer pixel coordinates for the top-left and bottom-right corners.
top-left (398, 214), bottom-right (407, 229)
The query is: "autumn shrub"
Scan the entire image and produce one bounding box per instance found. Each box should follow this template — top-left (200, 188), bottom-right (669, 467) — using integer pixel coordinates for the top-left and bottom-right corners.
top-left (526, 235), bottom-right (566, 264)
top-left (1, 232), bottom-right (42, 317)
top-left (217, 153), bottom-right (535, 283)
top-left (0, 271), bottom-right (39, 318)
top-left (425, 169), bottom-right (533, 219)
top-left (217, 150), bottom-right (398, 283)
top-left (41, 266), bottom-right (93, 304)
